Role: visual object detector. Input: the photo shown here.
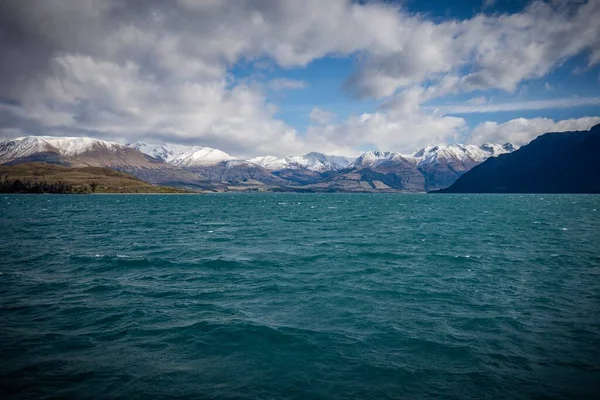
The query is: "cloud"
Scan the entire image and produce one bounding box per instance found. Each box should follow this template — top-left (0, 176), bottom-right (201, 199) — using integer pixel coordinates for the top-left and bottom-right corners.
top-left (427, 96), bottom-right (600, 114)
top-left (299, 114), bottom-right (600, 155)
top-left (5, 52), bottom-right (303, 157)
top-left (466, 96), bottom-right (488, 106)
top-left (0, 0), bottom-right (599, 157)
top-left (305, 111), bottom-right (467, 154)
top-left (309, 108), bottom-right (335, 125)
top-left (483, 0), bottom-right (496, 10)
top-left (267, 78), bottom-right (307, 91)
top-left (346, 1), bottom-right (600, 99)
top-left (468, 116), bottom-right (600, 145)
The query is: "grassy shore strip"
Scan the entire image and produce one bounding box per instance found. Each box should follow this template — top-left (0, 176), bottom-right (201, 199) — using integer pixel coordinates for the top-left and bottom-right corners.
top-left (0, 162), bottom-right (195, 194)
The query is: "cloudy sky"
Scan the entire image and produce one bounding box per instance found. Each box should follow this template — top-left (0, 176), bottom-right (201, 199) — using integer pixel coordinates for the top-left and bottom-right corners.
top-left (1, 0), bottom-right (599, 157)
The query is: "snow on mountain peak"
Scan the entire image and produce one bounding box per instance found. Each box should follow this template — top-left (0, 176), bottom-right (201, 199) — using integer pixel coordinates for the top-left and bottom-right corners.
top-left (502, 143), bottom-right (516, 152)
top-left (300, 152), bottom-right (351, 171)
top-left (347, 142), bottom-right (517, 170)
top-left (349, 151), bottom-right (398, 168)
top-left (43, 136), bottom-right (126, 155)
top-left (409, 143), bottom-right (516, 167)
top-left (0, 136), bottom-right (125, 163)
top-left (247, 155), bottom-right (298, 170)
top-left (127, 142), bottom-right (205, 162)
top-left (249, 152), bottom-right (351, 172)
top-left (479, 143), bottom-right (506, 155)
top-left (1, 135), bottom-right (518, 174)
top-left (365, 150), bottom-right (395, 158)
top-left (170, 147), bottom-right (236, 167)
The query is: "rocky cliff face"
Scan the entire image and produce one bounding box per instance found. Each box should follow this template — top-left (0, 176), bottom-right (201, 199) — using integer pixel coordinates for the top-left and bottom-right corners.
top-left (340, 153), bottom-right (426, 192)
top-left (417, 155), bottom-right (479, 191)
top-left (183, 160), bottom-right (288, 186)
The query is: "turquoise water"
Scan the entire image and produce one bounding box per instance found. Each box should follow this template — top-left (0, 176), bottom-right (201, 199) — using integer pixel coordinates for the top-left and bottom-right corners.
top-left (1, 193), bottom-right (599, 399)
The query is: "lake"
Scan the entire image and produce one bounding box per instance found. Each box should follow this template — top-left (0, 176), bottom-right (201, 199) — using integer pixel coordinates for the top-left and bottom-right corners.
top-left (1, 193), bottom-right (599, 399)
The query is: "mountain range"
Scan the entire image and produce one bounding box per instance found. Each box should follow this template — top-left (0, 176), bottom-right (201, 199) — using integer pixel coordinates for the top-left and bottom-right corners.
top-left (436, 124), bottom-right (600, 193)
top-left (127, 140), bottom-right (515, 191)
top-left (0, 136), bottom-right (208, 189)
top-left (0, 135), bottom-right (517, 192)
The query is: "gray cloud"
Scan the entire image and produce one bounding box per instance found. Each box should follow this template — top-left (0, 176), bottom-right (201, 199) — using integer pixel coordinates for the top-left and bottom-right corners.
top-left (468, 117), bottom-right (600, 145)
top-left (0, 0), bottom-right (599, 156)
top-left (309, 108), bottom-right (336, 125)
top-left (427, 96), bottom-right (600, 114)
top-left (346, 1), bottom-right (600, 99)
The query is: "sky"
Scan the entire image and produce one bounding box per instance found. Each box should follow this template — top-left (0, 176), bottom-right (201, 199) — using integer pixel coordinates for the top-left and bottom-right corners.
top-left (0, 0), bottom-right (599, 158)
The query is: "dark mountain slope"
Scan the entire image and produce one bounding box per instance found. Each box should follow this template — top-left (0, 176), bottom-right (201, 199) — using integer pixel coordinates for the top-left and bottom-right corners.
top-left (435, 124), bottom-right (600, 193)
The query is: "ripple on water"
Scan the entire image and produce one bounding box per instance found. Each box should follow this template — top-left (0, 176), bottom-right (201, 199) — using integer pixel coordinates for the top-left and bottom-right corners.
top-left (1, 193), bottom-right (599, 399)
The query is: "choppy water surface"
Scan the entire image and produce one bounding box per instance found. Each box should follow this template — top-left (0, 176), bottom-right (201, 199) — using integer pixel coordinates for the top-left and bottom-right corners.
top-left (1, 194), bottom-right (599, 399)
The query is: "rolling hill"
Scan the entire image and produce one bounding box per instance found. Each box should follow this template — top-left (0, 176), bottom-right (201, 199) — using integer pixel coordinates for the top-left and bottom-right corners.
top-left (0, 163), bottom-right (192, 193)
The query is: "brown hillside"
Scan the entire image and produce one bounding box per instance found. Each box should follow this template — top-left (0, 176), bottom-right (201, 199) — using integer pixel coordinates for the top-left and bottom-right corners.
top-left (0, 163), bottom-right (193, 193)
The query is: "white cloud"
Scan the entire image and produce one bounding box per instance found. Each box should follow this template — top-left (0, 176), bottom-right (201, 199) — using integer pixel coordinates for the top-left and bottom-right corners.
top-left (466, 96), bottom-right (488, 106)
top-left (483, 0), bottom-right (496, 9)
top-left (299, 114), bottom-right (600, 155)
top-left (468, 117), bottom-right (600, 145)
top-left (347, 1), bottom-right (600, 99)
top-left (306, 111), bottom-right (467, 154)
top-left (19, 53), bottom-right (303, 157)
top-left (309, 108), bottom-right (335, 125)
top-left (0, 0), bottom-right (599, 157)
top-left (427, 96), bottom-right (600, 114)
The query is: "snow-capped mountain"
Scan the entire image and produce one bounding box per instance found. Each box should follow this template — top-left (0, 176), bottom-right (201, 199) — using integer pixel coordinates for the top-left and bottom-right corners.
top-left (247, 155), bottom-right (295, 170)
top-left (126, 141), bottom-right (282, 185)
top-left (308, 142), bottom-right (517, 192)
top-left (0, 135), bottom-right (518, 192)
top-left (0, 136), bottom-right (208, 187)
top-left (249, 152), bottom-right (351, 172)
top-left (127, 142), bottom-right (206, 163)
top-left (348, 151), bottom-right (399, 169)
top-left (347, 143), bottom-right (515, 170)
top-left (409, 143), bottom-right (515, 190)
top-left (170, 147), bottom-right (236, 168)
top-left (0, 136), bottom-right (126, 163)
top-left (410, 143), bottom-right (515, 167)
top-left (301, 152), bottom-right (352, 171)
top-left (126, 142), bottom-right (513, 176)
top-left (344, 143), bottom-right (516, 174)
top-left (129, 141), bottom-right (244, 167)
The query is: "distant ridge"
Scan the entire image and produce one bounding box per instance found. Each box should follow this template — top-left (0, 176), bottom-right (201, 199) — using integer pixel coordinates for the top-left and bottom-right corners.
top-left (1, 136), bottom-right (517, 192)
top-left (0, 136), bottom-right (206, 189)
top-left (434, 124), bottom-right (600, 193)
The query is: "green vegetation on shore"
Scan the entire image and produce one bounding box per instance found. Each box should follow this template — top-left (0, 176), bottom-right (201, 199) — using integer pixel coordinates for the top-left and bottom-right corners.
top-left (0, 163), bottom-right (193, 194)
